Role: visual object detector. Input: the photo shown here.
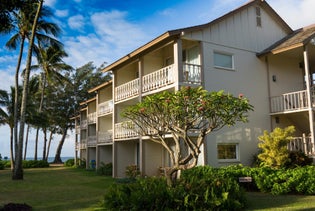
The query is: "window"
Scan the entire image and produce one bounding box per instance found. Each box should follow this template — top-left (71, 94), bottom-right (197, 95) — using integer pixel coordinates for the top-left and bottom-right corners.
top-left (214, 52), bottom-right (234, 70)
top-left (217, 143), bottom-right (239, 161)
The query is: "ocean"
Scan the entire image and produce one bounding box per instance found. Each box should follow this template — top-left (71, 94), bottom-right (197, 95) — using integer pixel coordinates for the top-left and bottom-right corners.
top-left (25, 157), bottom-right (74, 163)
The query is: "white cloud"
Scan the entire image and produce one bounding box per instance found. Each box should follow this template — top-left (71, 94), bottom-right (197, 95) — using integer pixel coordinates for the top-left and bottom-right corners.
top-left (0, 70), bottom-right (14, 91)
top-left (268, 0), bottom-right (315, 29)
top-left (55, 9), bottom-right (69, 18)
top-left (68, 15), bottom-right (85, 31)
top-left (44, 0), bottom-right (57, 7)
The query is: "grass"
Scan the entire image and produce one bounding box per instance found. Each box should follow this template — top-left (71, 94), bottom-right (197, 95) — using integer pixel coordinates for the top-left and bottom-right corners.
top-left (0, 166), bottom-right (113, 211)
top-left (1, 166), bottom-right (315, 210)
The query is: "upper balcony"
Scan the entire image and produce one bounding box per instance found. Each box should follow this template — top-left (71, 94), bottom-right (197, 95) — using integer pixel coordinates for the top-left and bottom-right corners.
top-left (98, 130), bottom-right (113, 144)
top-left (98, 100), bottom-right (113, 116)
top-left (270, 89), bottom-right (315, 114)
top-left (115, 63), bottom-right (201, 103)
top-left (80, 119), bottom-right (87, 129)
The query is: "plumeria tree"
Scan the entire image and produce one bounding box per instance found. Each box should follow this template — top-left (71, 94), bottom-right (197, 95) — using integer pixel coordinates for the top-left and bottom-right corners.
top-left (123, 86), bottom-right (253, 185)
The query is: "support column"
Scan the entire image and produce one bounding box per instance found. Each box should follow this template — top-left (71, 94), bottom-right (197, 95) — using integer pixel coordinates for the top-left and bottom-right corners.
top-left (303, 45), bottom-right (315, 150)
top-left (173, 38), bottom-right (183, 90)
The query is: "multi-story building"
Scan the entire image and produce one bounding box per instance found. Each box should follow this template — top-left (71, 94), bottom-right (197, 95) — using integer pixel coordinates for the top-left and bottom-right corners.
top-left (74, 0), bottom-right (315, 177)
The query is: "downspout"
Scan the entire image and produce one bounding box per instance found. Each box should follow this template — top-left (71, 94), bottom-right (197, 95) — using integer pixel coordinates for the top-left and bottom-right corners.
top-left (303, 45), bottom-right (315, 150)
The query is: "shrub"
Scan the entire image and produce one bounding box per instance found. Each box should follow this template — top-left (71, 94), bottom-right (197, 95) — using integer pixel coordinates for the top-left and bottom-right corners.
top-left (100, 177), bottom-right (174, 210)
top-left (97, 162), bottom-right (112, 176)
top-left (125, 164), bottom-right (140, 178)
top-left (258, 126), bottom-right (295, 168)
top-left (64, 158), bottom-right (75, 167)
top-left (99, 166), bottom-right (246, 211)
top-left (175, 166), bottom-right (247, 210)
top-left (0, 161), bottom-right (4, 170)
top-left (22, 160), bottom-right (49, 168)
top-left (286, 151), bottom-right (313, 168)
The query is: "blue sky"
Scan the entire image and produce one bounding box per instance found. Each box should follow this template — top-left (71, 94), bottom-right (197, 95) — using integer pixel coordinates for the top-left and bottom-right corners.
top-left (0, 0), bottom-right (315, 158)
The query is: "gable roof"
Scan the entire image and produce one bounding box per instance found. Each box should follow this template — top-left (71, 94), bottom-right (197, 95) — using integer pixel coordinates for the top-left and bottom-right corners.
top-left (259, 24), bottom-right (315, 56)
top-left (102, 0), bottom-right (292, 73)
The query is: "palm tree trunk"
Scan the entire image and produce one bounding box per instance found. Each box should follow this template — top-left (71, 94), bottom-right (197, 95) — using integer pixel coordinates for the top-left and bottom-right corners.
top-left (53, 127), bottom-right (68, 164)
top-left (34, 128), bottom-right (39, 160)
top-left (23, 124), bottom-right (30, 160)
top-left (13, 37), bottom-right (25, 165)
top-left (13, 0), bottom-right (43, 180)
top-left (10, 126), bottom-right (14, 170)
top-left (42, 128), bottom-right (47, 161)
top-left (46, 130), bottom-right (53, 160)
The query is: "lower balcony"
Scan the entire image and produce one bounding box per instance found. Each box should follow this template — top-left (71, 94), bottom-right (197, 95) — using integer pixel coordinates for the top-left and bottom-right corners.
top-left (98, 130), bottom-right (113, 143)
top-left (114, 121), bottom-right (138, 139)
top-left (289, 135), bottom-right (314, 156)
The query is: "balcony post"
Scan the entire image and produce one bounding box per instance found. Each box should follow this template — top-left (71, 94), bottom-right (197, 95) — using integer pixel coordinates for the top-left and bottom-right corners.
top-left (303, 45), bottom-right (315, 150)
top-left (174, 38), bottom-right (182, 90)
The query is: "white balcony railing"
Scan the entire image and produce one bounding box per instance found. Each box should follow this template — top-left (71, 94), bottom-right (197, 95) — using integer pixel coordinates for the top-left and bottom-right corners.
top-left (115, 78), bottom-right (139, 102)
top-left (142, 64), bottom-right (175, 93)
top-left (115, 121), bottom-right (138, 139)
top-left (87, 112), bottom-right (97, 124)
top-left (270, 90), bottom-right (309, 113)
top-left (79, 139), bottom-right (86, 149)
top-left (75, 126), bottom-right (80, 134)
top-left (183, 63), bottom-right (201, 84)
top-left (114, 63), bottom-right (202, 102)
top-left (98, 130), bottom-right (113, 143)
top-left (98, 100), bottom-right (113, 116)
top-left (87, 136), bottom-right (97, 147)
top-left (80, 119), bottom-right (87, 129)
top-left (289, 135), bottom-right (314, 156)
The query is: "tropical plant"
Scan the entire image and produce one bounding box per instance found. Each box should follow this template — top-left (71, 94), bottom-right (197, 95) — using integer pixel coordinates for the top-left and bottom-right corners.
top-left (258, 126), bottom-right (295, 168)
top-left (13, 0), bottom-right (44, 180)
top-left (123, 86), bottom-right (253, 185)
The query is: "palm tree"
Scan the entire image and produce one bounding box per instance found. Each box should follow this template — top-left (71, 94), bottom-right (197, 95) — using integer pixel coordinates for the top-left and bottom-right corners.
top-left (0, 87), bottom-right (21, 169)
top-left (31, 44), bottom-right (72, 160)
top-left (5, 2), bottom-right (62, 164)
top-left (13, 0), bottom-right (44, 180)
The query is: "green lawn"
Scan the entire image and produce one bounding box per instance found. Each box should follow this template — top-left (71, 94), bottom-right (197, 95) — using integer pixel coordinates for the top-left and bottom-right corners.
top-left (1, 166), bottom-right (315, 210)
top-left (0, 166), bottom-right (113, 211)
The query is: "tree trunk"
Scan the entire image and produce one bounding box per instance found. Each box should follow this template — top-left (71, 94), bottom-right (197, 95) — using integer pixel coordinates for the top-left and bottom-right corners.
top-left (23, 124), bottom-right (30, 160)
top-left (12, 0), bottom-right (43, 180)
top-left (53, 127), bottom-right (68, 163)
top-left (46, 130), bottom-right (53, 160)
top-left (13, 37), bottom-right (25, 168)
top-left (34, 127), bottom-right (39, 160)
top-left (10, 126), bottom-right (14, 170)
top-left (42, 128), bottom-right (47, 161)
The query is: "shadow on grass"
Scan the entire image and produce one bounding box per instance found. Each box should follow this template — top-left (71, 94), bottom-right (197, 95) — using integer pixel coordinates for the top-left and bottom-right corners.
top-left (246, 192), bottom-right (315, 211)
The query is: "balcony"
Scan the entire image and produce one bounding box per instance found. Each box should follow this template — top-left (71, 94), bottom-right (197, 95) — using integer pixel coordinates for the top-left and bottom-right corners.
top-left (75, 125), bottom-right (80, 134)
top-left (114, 63), bottom-right (202, 103)
top-left (79, 140), bottom-right (86, 149)
top-left (87, 112), bottom-right (97, 124)
top-left (115, 78), bottom-right (139, 102)
top-left (289, 135), bottom-right (314, 156)
top-left (114, 121), bottom-right (138, 139)
top-left (98, 100), bottom-right (113, 116)
top-left (142, 65), bottom-right (175, 93)
top-left (183, 63), bottom-right (201, 84)
top-left (87, 136), bottom-right (97, 147)
top-left (80, 119), bottom-right (87, 129)
top-left (98, 130), bottom-right (113, 143)
top-left (270, 90), bottom-right (313, 114)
